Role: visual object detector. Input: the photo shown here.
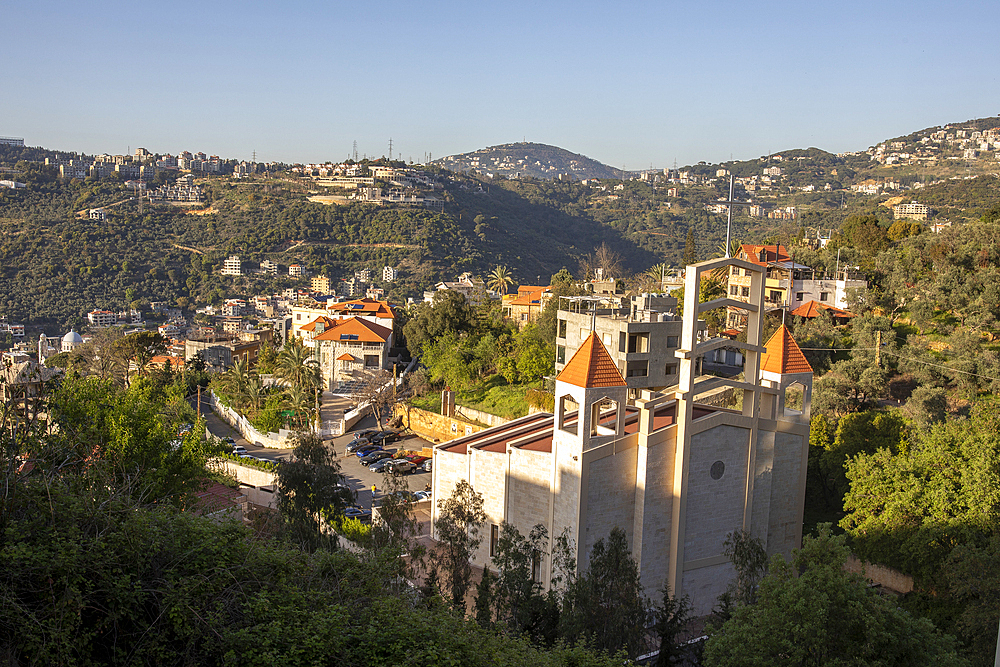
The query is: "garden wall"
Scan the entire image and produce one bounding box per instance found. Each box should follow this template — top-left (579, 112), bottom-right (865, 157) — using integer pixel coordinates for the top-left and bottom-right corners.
top-left (844, 555), bottom-right (914, 594)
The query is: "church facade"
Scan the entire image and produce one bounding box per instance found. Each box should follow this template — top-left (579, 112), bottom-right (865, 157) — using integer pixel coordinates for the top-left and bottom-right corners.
top-left (430, 256), bottom-right (813, 615)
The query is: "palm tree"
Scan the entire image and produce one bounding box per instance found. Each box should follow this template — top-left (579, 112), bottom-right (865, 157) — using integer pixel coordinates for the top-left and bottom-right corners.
top-left (286, 385), bottom-right (313, 429)
top-left (216, 357), bottom-right (252, 411)
top-left (643, 263), bottom-right (667, 291)
top-left (487, 265), bottom-right (514, 296)
top-left (275, 338), bottom-right (322, 393)
top-left (244, 373), bottom-right (265, 418)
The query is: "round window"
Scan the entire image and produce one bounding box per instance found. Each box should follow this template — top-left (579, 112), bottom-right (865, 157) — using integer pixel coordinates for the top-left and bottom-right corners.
top-left (710, 460), bottom-right (725, 480)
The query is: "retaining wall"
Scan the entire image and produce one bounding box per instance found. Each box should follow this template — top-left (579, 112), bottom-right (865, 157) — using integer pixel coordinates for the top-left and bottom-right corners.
top-left (844, 555), bottom-right (914, 594)
top-left (394, 404), bottom-right (488, 443)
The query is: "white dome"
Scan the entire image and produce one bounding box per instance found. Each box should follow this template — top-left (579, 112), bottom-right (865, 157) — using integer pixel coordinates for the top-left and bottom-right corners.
top-left (62, 330), bottom-right (84, 344)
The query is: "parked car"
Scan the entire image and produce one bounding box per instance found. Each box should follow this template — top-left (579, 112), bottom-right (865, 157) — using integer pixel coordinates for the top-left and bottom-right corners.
top-left (413, 489), bottom-right (432, 502)
top-left (369, 457), bottom-right (397, 474)
top-left (387, 459), bottom-right (416, 474)
top-left (355, 443), bottom-right (383, 458)
top-left (360, 450), bottom-right (394, 467)
top-left (232, 445), bottom-right (247, 455)
top-left (343, 506), bottom-right (372, 523)
top-left (346, 438), bottom-right (372, 453)
top-left (405, 455), bottom-right (428, 467)
top-left (375, 432), bottom-right (401, 446)
top-left (222, 436), bottom-right (236, 447)
top-left (423, 459), bottom-right (432, 472)
top-left (352, 428), bottom-right (379, 440)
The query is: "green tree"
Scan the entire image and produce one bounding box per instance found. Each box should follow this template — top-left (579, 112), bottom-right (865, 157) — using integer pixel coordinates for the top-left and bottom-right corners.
top-left (651, 585), bottom-right (692, 667)
top-left (559, 526), bottom-right (648, 659)
top-left (429, 480), bottom-right (487, 609)
top-left (403, 289), bottom-right (476, 355)
top-left (683, 227), bottom-right (697, 266)
top-left (276, 432), bottom-right (352, 552)
top-left (840, 214), bottom-right (890, 270)
top-left (703, 525), bottom-right (967, 667)
top-left (256, 341), bottom-right (278, 374)
top-left (721, 529), bottom-right (768, 610)
top-left (490, 522), bottom-right (558, 643)
top-left (110, 330), bottom-right (168, 386)
top-left (943, 533), bottom-right (1000, 666)
top-left (840, 396), bottom-right (1000, 582)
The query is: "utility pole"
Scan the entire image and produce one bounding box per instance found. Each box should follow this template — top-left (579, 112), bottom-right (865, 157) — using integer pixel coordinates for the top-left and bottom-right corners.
top-left (717, 174), bottom-right (751, 257)
top-left (875, 330), bottom-right (882, 366)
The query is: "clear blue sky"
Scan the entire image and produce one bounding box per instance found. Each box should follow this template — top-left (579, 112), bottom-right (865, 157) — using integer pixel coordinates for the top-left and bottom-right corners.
top-left (5, 0), bottom-right (998, 168)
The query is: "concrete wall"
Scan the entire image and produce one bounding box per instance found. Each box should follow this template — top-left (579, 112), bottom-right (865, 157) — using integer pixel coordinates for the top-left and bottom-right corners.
top-left (471, 448), bottom-right (508, 566)
top-left (636, 427), bottom-right (677, 598)
top-left (506, 447), bottom-right (554, 543)
top-left (430, 446), bottom-right (469, 540)
top-left (682, 423), bottom-right (752, 616)
top-left (242, 484), bottom-right (278, 509)
top-left (583, 446), bottom-right (638, 566)
top-left (208, 393), bottom-right (296, 449)
top-left (844, 555), bottom-right (914, 594)
top-left (767, 429), bottom-right (807, 559)
top-left (456, 405), bottom-right (512, 428)
top-left (210, 457), bottom-right (278, 488)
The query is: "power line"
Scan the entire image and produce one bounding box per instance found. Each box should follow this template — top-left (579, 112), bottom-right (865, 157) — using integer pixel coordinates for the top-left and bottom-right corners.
top-left (796, 347), bottom-right (1000, 383)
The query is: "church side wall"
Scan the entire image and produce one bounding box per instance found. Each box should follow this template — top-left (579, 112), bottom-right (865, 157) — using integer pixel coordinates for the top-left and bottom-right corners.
top-left (583, 444), bottom-right (638, 569)
top-left (550, 429), bottom-right (584, 568)
top-left (767, 428), bottom-right (807, 559)
top-left (681, 423), bottom-right (751, 616)
top-left (638, 429), bottom-right (677, 598)
top-left (506, 448), bottom-right (554, 542)
top-left (431, 447), bottom-right (468, 540)
top-left (470, 449), bottom-right (508, 567)
top-left (505, 447), bottom-right (555, 579)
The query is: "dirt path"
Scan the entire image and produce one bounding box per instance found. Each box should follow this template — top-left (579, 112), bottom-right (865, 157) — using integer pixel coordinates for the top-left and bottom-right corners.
top-left (172, 243), bottom-right (204, 255)
top-left (282, 240), bottom-right (419, 252)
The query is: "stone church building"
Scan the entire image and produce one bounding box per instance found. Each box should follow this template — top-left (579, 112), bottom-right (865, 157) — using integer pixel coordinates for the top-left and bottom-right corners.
top-left (430, 256), bottom-right (813, 615)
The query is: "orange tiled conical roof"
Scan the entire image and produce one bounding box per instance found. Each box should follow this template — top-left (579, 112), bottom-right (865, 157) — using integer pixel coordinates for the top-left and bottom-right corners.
top-left (558, 332), bottom-right (627, 388)
top-left (761, 325), bottom-right (813, 374)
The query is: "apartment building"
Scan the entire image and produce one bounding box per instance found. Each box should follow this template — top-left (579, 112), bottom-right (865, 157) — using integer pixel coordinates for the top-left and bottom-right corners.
top-left (554, 294), bottom-right (692, 396)
top-left (221, 256), bottom-right (242, 276)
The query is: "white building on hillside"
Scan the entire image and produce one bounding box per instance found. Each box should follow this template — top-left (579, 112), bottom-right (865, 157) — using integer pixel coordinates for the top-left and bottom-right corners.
top-left (221, 256), bottom-right (242, 276)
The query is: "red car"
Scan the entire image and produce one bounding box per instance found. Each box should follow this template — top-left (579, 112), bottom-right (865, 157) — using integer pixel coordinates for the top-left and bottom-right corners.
top-left (405, 455), bottom-right (429, 467)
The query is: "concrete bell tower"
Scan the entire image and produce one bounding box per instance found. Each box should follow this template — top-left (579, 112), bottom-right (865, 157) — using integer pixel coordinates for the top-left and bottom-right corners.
top-left (549, 331), bottom-right (628, 576)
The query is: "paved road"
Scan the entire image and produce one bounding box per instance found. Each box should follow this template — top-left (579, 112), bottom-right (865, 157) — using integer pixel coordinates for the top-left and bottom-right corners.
top-left (199, 400), bottom-right (432, 509)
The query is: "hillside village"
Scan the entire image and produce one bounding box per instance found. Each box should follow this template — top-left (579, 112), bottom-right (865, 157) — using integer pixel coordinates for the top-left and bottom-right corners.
top-left (2, 116), bottom-right (1000, 665)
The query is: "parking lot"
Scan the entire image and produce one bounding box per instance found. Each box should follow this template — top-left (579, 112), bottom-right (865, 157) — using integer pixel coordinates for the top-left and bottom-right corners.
top-left (202, 409), bottom-right (434, 510)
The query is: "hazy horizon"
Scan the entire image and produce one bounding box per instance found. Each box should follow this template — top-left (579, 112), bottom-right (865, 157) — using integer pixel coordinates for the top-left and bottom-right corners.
top-left (5, 0), bottom-right (998, 169)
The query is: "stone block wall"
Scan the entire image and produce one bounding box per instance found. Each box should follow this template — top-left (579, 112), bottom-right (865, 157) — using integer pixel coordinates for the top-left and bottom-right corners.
top-left (637, 429), bottom-right (677, 597)
top-left (470, 448), bottom-right (508, 566)
top-left (583, 446), bottom-right (638, 567)
top-left (767, 429), bottom-right (807, 559)
top-left (395, 405), bottom-right (486, 443)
